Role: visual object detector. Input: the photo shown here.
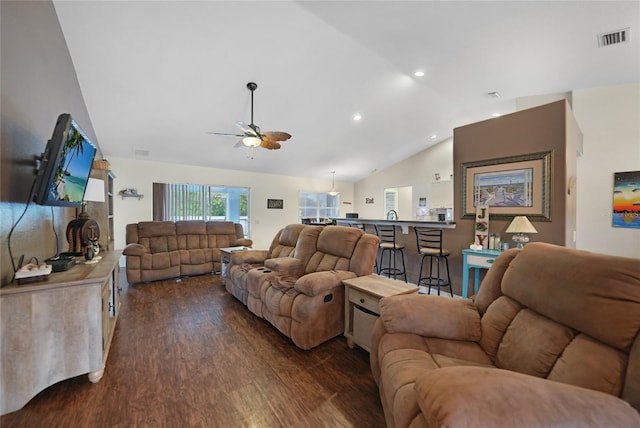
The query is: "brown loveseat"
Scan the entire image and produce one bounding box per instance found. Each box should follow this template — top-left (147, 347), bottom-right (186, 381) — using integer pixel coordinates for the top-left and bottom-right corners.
top-left (226, 224), bottom-right (379, 349)
top-left (123, 220), bottom-right (252, 284)
top-left (371, 243), bottom-right (640, 427)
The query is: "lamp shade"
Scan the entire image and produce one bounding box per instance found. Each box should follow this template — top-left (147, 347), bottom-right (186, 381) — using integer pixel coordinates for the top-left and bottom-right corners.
top-left (242, 136), bottom-right (262, 148)
top-left (506, 216), bottom-right (537, 234)
top-left (84, 178), bottom-right (105, 202)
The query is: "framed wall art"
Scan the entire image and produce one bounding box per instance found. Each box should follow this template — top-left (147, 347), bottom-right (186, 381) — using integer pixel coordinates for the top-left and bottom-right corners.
top-left (613, 171), bottom-right (640, 229)
top-left (461, 151), bottom-right (552, 221)
top-left (267, 198), bottom-right (283, 209)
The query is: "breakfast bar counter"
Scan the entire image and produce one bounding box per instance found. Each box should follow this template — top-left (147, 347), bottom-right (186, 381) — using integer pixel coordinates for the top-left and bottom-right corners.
top-left (333, 218), bottom-right (456, 286)
top-left (333, 218), bottom-right (456, 232)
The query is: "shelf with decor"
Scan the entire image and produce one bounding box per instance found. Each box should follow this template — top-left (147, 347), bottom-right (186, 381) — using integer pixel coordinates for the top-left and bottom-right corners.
top-left (119, 188), bottom-right (143, 199)
top-left (87, 161), bottom-right (115, 251)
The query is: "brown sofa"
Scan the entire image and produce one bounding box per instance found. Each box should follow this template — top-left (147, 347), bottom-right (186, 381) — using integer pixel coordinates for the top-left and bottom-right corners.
top-left (123, 220), bottom-right (252, 284)
top-left (371, 243), bottom-right (640, 427)
top-left (226, 224), bottom-right (379, 349)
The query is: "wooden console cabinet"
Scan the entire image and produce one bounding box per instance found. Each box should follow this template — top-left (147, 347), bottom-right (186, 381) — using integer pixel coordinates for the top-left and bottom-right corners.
top-left (0, 250), bottom-right (122, 415)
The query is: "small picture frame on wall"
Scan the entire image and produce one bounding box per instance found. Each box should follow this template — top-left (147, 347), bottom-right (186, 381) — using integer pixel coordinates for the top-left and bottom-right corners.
top-left (267, 198), bottom-right (283, 209)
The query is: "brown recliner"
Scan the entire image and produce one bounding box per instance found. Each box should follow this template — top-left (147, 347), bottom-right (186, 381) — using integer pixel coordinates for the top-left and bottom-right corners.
top-left (371, 243), bottom-right (640, 427)
top-left (226, 223), bottom-right (308, 309)
top-left (226, 224), bottom-right (379, 349)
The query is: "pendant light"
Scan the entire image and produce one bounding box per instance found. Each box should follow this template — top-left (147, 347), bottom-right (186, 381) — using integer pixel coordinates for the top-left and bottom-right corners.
top-left (327, 171), bottom-right (339, 196)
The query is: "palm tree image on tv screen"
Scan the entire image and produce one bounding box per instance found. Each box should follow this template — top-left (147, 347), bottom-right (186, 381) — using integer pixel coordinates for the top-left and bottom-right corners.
top-left (49, 127), bottom-right (94, 203)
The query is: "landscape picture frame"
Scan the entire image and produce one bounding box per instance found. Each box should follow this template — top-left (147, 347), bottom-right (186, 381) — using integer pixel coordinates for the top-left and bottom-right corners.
top-left (612, 170), bottom-right (640, 229)
top-left (461, 151), bottom-right (552, 220)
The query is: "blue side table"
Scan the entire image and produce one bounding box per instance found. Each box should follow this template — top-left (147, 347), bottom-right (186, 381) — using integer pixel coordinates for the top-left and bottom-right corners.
top-left (461, 248), bottom-right (502, 298)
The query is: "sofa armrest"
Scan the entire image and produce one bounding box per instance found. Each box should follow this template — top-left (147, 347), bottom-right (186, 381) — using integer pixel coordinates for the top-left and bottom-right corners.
top-left (295, 271), bottom-right (357, 297)
top-left (230, 250), bottom-right (269, 265)
top-left (414, 366), bottom-right (640, 427)
top-left (379, 293), bottom-right (481, 341)
top-left (233, 238), bottom-right (253, 247)
top-left (123, 243), bottom-right (148, 257)
top-left (264, 257), bottom-right (305, 277)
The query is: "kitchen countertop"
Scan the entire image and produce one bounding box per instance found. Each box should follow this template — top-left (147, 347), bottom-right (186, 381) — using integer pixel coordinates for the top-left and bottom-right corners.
top-left (333, 218), bottom-right (456, 230)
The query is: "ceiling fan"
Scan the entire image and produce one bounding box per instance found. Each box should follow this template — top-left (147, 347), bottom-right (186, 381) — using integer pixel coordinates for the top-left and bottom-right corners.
top-left (209, 82), bottom-right (292, 150)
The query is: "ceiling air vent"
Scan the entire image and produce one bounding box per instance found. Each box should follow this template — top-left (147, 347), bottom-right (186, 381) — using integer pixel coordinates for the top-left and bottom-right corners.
top-left (598, 28), bottom-right (630, 47)
top-left (134, 148), bottom-right (150, 157)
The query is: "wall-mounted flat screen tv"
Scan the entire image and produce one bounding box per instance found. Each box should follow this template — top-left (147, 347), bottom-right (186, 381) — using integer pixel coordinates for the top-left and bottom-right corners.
top-left (33, 113), bottom-right (97, 207)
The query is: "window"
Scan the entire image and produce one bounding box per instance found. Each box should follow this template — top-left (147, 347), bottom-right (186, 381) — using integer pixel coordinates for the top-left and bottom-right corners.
top-left (153, 183), bottom-right (250, 235)
top-left (298, 191), bottom-right (340, 221)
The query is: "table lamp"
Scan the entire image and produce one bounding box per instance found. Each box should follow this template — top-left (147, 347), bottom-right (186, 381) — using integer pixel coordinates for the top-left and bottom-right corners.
top-left (505, 215), bottom-right (537, 248)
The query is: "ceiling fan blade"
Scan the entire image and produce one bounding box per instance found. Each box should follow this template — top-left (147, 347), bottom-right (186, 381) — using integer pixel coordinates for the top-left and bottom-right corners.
top-left (207, 131), bottom-right (245, 137)
top-left (236, 121), bottom-right (257, 137)
top-left (260, 140), bottom-right (281, 150)
top-left (261, 131), bottom-right (292, 142)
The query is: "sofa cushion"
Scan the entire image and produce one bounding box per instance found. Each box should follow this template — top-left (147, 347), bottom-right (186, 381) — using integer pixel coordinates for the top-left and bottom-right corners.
top-left (178, 248), bottom-right (213, 266)
top-left (294, 270), bottom-right (356, 297)
top-left (501, 243), bottom-right (640, 351)
top-left (304, 226), bottom-right (362, 273)
top-left (176, 220), bottom-right (206, 235)
top-left (206, 221), bottom-right (241, 248)
top-left (264, 257), bottom-right (305, 277)
top-left (473, 248), bottom-right (518, 314)
top-left (137, 221), bottom-right (176, 238)
top-left (292, 225), bottom-right (322, 263)
top-left (495, 308), bottom-right (575, 377)
top-left (271, 224), bottom-right (307, 257)
top-left (479, 295), bottom-right (523, 361)
top-left (135, 221), bottom-right (178, 254)
top-left (414, 366), bottom-right (640, 428)
top-left (548, 333), bottom-right (627, 397)
top-left (379, 294), bottom-right (481, 341)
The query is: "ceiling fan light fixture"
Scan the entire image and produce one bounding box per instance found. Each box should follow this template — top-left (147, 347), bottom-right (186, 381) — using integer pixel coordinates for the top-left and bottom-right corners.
top-left (242, 136), bottom-right (262, 147)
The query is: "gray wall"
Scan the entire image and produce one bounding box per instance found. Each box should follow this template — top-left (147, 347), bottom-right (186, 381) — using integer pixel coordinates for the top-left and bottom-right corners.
top-left (1, 0), bottom-right (100, 284)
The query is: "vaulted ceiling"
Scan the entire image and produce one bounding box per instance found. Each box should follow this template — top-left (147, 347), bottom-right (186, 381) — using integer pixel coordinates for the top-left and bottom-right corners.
top-left (53, 1), bottom-right (639, 183)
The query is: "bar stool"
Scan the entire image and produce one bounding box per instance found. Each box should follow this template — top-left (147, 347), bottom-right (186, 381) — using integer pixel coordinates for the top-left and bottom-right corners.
top-left (374, 224), bottom-right (407, 282)
top-left (414, 227), bottom-right (452, 296)
top-left (349, 223), bottom-right (378, 273)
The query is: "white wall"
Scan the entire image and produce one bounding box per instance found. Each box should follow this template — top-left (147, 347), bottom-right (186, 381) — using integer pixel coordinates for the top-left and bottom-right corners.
top-left (354, 84), bottom-right (639, 258)
top-left (353, 138), bottom-right (454, 220)
top-left (109, 157), bottom-right (353, 252)
top-left (573, 83), bottom-right (640, 257)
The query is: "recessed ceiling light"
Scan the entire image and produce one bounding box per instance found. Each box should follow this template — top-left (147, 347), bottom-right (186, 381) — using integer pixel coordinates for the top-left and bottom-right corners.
top-left (492, 113), bottom-right (501, 117)
top-left (414, 71), bottom-right (425, 77)
top-left (430, 135), bottom-right (437, 140)
top-left (353, 114), bottom-right (362, 121)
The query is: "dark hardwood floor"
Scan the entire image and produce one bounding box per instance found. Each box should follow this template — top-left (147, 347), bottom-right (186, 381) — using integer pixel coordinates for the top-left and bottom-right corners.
top-left (1, 273), bottom-right (385, 427)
